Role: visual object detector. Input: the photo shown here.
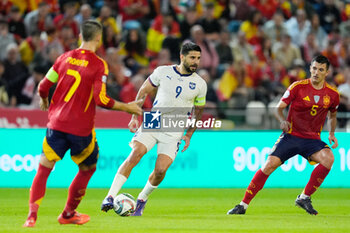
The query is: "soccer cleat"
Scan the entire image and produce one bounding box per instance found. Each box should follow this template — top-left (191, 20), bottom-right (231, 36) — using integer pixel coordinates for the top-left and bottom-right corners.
top-left (23, 217), bottom-right (36, 227)
top-left (132, 199), bottom-right (147, 216)
top-left (101, 195), bottom-right (114, 212)
top-left (295, 195), bottom-right (318, 215)
top-left (227, 204), bottom-right (246, 215)
top-left (57, 212), bottom-right (90, 225)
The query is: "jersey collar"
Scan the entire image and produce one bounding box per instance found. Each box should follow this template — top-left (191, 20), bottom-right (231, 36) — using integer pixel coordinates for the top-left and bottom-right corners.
top-left (173, 66), bottom-right (193, 77)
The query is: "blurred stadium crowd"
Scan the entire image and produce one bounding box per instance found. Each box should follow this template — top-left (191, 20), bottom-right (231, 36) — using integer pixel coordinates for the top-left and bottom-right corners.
top-left (0, 0), bottom-right (349, 128)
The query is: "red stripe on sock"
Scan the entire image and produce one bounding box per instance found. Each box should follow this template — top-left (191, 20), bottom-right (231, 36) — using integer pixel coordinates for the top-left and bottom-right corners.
top-left (63, 167), bottom-right (96, 217)
top-left (242, 169), bottom-right (269, 204)
top-left (304, 164), bottom-right (330, 196)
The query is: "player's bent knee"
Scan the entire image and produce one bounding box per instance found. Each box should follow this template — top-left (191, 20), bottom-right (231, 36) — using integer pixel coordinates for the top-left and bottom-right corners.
top-left (315, 149), bottom-right (334, 169)
top-left (132, 141), bottom-right (147, 154)
top-left (261, 165), bottom-right (277, 175)
top-left (154, 168), bottom-right (168, 177)
top-left (323, 153), bottom-right (334, 168)
top-left (125, 150), bottom-right (145, 166)
top-left (261, 156), bottom-right (281, 175)
top-left (79, 163), bottom-right (96, 171)
top-left (40, 155), bottom-right (55, 169)
top-left (327, 153), bottom-right (334, 163)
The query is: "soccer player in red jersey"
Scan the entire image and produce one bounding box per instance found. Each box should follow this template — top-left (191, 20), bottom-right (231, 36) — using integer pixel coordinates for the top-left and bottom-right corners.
top-left (23, 20), bottom-right (142, 228)
top-left (228, 55), bottom-right (340, 215)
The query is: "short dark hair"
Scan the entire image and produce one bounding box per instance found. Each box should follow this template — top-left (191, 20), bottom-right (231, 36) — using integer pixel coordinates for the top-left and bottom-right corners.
top-left (81, 20), bottom-right (103, 42)
top-left (312, 55), bottom-right (330, 70)
top-left (180, 42), bottom-right (201, 56)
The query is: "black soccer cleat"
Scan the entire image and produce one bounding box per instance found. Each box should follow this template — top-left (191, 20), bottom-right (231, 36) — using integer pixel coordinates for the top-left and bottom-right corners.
top-left (227, 204), bottom-right (246, 215)
top-left (295, 195), bottom-right (318, 215)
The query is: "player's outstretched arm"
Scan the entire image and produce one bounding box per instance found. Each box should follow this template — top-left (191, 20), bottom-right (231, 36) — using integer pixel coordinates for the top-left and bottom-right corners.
top-left (133, 78), bottom-right (156, 109)
top-left (328, 111), bottom-right (338, 149)
top-left (93, 75), bottom-right (143, 115)
top-left (181, 105), bottom-right (204, 152)
top-left (275, 100), bottom-right (291, 132)
top-left (112, 100), bottom-right (143, 115)
top-left (128, 78), bottom-right (156, 133)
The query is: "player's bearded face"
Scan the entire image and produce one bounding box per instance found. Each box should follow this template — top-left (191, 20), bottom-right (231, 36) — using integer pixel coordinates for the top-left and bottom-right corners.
top-left (183, 60), bottom-right (198, 73)
top-left (182, 51), bottom-right (201, 73)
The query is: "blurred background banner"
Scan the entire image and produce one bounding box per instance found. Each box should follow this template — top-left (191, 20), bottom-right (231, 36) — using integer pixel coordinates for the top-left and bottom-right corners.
top-left (0, 129), bottom-right (349, 188)
top-left (0, 108), bottom-right (132, 128)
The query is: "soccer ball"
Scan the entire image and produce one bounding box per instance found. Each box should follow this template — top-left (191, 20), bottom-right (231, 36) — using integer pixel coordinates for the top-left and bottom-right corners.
top-left (113, 193), bottom-right (136, 217)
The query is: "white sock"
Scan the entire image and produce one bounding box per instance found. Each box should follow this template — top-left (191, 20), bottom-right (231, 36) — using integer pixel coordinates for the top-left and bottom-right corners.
top-left (138, 180), bottom-right (158, 201)
top-left (300, 193), bottom-right (309, 199)
top-left (240, 201), bottom-right (249, 210)
top-left (107, 173), bottom-right (127, 197)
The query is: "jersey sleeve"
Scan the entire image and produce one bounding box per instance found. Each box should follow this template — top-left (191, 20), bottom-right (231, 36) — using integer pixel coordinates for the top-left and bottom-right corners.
top-left (38, 55), bottom-right (63, 98)
top-left (281, 82), bottom-right (297, 105)
top-left (194, 80), bottom-right (207, 106)
top-left (329, 92), bottom-right (340, 113)
top-left (93, 59), bottom-right (115, 108)
top-left (148, 67), bottom-right (161, 87)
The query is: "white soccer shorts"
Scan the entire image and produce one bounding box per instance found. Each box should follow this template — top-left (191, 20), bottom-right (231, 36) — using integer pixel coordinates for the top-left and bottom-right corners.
top-left (131, 129), bottom-right (182, 160)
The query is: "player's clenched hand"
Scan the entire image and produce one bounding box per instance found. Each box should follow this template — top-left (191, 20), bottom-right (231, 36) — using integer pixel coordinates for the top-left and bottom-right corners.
top-left (128, 117), bottom-right (139, 133)
top-left (39, 97), bottom-right (49, 111)
top-left (181, 135), bottom-right (191, 152)
top-left (328, 133), bottom-right (338, 149)
top-left (280, 120), bottom-right (291, 132)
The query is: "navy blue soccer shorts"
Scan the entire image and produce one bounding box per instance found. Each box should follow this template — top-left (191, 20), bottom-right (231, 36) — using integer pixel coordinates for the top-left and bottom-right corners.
top-left (270, 133), bottom-right (330, 164)
top-left (42, 128), bottom-right (99, 166)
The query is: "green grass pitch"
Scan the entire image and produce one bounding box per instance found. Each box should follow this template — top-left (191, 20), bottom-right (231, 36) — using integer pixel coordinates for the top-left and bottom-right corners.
top-left (1, 188), bottom-right (349, 233)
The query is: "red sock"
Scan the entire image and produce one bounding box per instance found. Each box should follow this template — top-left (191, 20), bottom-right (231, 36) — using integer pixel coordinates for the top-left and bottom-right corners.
top-left (304, 164), bottom-right (330, 196)
top-left (242, 169), bottom-right (269, 204)
top-left (28, 164), bottom-right (52, 220)
top-left (62, 167), bottom-right (96, 218)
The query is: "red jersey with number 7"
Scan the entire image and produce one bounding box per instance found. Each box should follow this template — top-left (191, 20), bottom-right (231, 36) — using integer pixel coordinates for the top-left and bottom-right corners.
top-left (281, 79), bottom-right (339, 140)
top-left (39, 48), bottom-right (115, 136)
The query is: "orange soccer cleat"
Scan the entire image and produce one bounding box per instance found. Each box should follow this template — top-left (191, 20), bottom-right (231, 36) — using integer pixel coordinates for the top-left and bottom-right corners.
top-left (57, 212), bottom-right (90, 225)
top-left (23, 217), bottom-right (36, 227)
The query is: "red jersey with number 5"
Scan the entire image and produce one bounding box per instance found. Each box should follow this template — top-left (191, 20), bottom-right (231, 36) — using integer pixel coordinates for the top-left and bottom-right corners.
top-left (281, 79), bottom-right (339, 139)
top-left (42, 49), bottom-right (115, 136)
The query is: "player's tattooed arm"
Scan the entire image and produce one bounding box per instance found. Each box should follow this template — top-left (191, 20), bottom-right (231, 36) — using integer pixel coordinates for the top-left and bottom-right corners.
top-left (128, 78), bottom-right (157, 132)
top-left (328, 111), bottom-right (338, 149)
top-left (133, 77), bottom-right (156, 111)
top-left (181, 105), bottom-right (204, 152)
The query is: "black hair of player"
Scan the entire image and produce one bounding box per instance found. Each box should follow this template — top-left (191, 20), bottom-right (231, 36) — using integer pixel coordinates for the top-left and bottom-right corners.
top-left (180, 42), bottom-right (201, 56)
top-left (81, 20), bottom-right (103, 42)
top-left (312, 55), bottom-right (330, 70)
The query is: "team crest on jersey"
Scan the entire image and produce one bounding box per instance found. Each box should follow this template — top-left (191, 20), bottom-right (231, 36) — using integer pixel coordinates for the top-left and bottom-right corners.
top-left (314, 95), bottom-right (320, 104)
top-left (323, 95), bottom-right (330, 106)
top-left (189, 82), bottom-right (196, 90)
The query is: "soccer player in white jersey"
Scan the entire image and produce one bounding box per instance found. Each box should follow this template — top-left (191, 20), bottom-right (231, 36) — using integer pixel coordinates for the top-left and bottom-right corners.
top-left (101, 42), bottom-right (207, 216)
